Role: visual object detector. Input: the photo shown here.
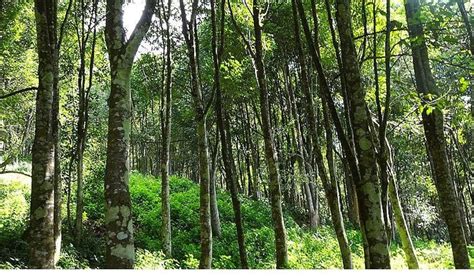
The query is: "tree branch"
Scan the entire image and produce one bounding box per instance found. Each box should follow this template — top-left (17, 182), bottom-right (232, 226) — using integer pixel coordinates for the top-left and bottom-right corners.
top-left (125, 0), bottom-right (157, 59)
top-left (0, 171), bottom-right (32, 178)
top-left (0, 87), bottom-right (38, 100)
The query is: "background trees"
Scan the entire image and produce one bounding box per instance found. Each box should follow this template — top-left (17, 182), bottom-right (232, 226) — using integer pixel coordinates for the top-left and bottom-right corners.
top-left (0, 0), bottom-right (473, 270)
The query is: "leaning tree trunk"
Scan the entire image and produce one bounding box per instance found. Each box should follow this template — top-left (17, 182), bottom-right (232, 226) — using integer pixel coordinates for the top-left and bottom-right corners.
top-left (104, 0), bottom-right (156, 268)
top-left (405, 0), bottom-right (470, 269)
top-left (209, 133), bottom-right (222, 238)
top-left (334, 0), bottom-right (391, 268)
top-left (29, 0), bottom-right (58, 268)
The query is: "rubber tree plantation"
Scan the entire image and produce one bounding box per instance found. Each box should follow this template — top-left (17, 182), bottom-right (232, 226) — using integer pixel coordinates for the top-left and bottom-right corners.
top-left (0, 0), bottom-right (473, 269)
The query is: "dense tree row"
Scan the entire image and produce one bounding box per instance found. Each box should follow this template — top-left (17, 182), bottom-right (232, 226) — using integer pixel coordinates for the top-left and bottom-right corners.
top-left (0, 0), bottom-right (472, 269)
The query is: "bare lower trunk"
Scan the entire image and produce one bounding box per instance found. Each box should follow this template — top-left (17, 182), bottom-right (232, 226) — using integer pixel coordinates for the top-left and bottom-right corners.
top-left (251, 1), bottom-right (288, 268)
top-left (179, 0), bottom-right (212, 268)
top-left (29, 0), bottom-right (58, 268)
top-left (104, 0), bottom-right (156, 268)
top-left (160, 0), bottom-right (173, 257)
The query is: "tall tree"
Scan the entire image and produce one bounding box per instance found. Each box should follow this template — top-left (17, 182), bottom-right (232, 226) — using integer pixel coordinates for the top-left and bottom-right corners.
top-left (29, 0), bottom-right (58, 268)
top-left (404, 0), bottom-right (470, 269)
top-left (104, 0), bottom-right (156, 268)
top-left (74, 0), bottom-right (99, 244)
top-left (229, 0), bottom-right (289, 268)
top-left (212, 0), bottom-right (248, 268)
top-left (159, 0), bottom-right (173, 258)
top-left (333, 0), bottom-right (391, 268)
top-left (377, 0), bottom-right (419, 268)
top-left (291, 0), bottom-right (352, 268)
top-left (179, 0), bottom-right (213, 268)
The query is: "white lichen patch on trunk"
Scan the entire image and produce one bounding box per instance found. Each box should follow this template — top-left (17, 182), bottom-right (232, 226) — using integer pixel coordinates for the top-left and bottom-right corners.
top-left (110, 244), bottom-right (134, 261)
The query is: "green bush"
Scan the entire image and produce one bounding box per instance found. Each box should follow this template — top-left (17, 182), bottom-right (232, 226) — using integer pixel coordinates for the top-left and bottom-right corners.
top-left (0, 180), bottom-right (30, 243)
top-left (0, 172), bottom-right (470, 269)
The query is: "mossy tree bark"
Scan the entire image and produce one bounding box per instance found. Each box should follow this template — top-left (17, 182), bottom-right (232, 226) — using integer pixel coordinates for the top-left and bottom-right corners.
top-left (334, 0), bottom-right (391, 268)
top-left (29, 0), bottom-right (58, 268)
top-left (104, 0), bottom-right (156, 268)
top-left (179, 0), bottom-right (212, 268)
top-left (404, 0), bottom-right (470, 269)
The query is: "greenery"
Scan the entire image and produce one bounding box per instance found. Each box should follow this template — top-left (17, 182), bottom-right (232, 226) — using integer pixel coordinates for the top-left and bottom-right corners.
top-left (1, 174), bottom-right (471, 269)
top-left (1, 0), bottom-right (473, 270)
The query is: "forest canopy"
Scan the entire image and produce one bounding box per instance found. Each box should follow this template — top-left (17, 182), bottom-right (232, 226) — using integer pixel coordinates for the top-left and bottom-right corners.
top-left (0, 0), bottom-right (473, 270)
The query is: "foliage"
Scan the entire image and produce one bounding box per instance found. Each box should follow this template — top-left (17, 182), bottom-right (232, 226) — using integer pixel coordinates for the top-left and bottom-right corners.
top-left (0, 173), bottom-right (472, 269)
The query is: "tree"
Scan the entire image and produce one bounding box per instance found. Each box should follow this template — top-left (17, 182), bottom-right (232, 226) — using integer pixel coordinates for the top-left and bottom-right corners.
top-left (404, 0), bottom-right (470, 269)
top-left (212, 0), bottom-right (248, 268)
top-left (229, 0), bottom-right (289, 268)
top-left (103, 0), bottom-right (156, 268)
top-left (74, 0), bottom-right (99, 244)
top-left (333, 0), bottom-right (391, 268)
top-left (29, 0), bottom-right (58, 268)
top-left (291, 0), bottom-right (352, 268)
top-left (179, 0), bottom-right (213, 268)
top-left (158, 0), bottom-right (173, 259)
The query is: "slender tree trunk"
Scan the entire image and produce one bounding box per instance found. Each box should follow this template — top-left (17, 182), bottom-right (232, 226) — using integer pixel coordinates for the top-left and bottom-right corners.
top-left (293, 0), bottom-right (353, 268)
top-left (160, 0), bottom-right (173, 258)
top-left (456, 0), bottom-right (474, 56)
top-left (29, 0), bottom-right (58, 268)
top-left (104, 0), bottom-right (156, 268)
top-left (209, 132), bottom-right (222, 238)
top-left (52, 53), bottom-right (61, 266)
top-left (159, 0), bottom-right (172, 258)
top-left (405, 0), bottom-right (470, 269)
top-left (333, 0), bottom-right (391, 268)
top-left (179, 0), bottom-right (212, 268)
top-left (212, 0), bottom-right (248, 268)
top-left (386, 140), bottom-right (419, 268)
top-left (283, 65), bottom-right (317, 229)
top-left (250, 1), bottom-right (288, 267)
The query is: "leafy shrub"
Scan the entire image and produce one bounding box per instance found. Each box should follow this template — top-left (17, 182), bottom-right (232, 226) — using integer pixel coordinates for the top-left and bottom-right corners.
top-left (135, 249), bottom-right (179, 269)
top-left (0, 180), bottom-right (29, 243)
top-left (57, 244), bottom-right (90, 269)
top-left (0, 172), bottom-right (469, 269)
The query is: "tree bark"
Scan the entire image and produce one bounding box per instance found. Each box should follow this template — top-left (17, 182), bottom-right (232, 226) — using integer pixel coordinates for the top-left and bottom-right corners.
top-left (160, 0), bottom-right (173, 258)
top-left (405, 0), bottom-right (470, 269)
top-left (334, 0), bottom-right (391, 268)
top-left (250, 0), bottom-right (288, 268)
top-left (104, 0), bottom-right (156, 268)
top-left (209, 132), bottom-right (222, 238)
top-left (29, 0), bottom-right (58, 268)
top-left (212, 0), bottom-right (248, 268)
top-left (179, 0), bottom-right (212, 268)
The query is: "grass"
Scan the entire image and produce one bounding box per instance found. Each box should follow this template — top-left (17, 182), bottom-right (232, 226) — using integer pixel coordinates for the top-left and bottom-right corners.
top-left (0, 173), bottom-right (472, 269)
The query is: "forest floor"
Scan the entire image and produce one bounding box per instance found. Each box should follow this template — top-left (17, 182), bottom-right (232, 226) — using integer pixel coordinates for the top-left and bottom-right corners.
top-left (0, 173), bottom-right (473, 269)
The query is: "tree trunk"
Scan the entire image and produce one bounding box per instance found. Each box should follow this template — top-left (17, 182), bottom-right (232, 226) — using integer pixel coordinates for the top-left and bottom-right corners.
top-left (210, 132), bottom-right (222, 238)
top-left (179, 0), bottom-right (212, 268)
top-left (160, 0), bottom-right (173, 258)
top-left (333, 0), bottom-right (391, 268)
top-left (104, 0), bottom-right (156, 268)
top-left (212, 0), bottom-right (248, 268)
top-left (250, 0), bottom-right (288, 268)
top-left (386, 141), bottom-right (419, 268)
top-left (405, 0), bottom-right (470, 269)
top-left (29, 0), bottom-right (58, 268)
